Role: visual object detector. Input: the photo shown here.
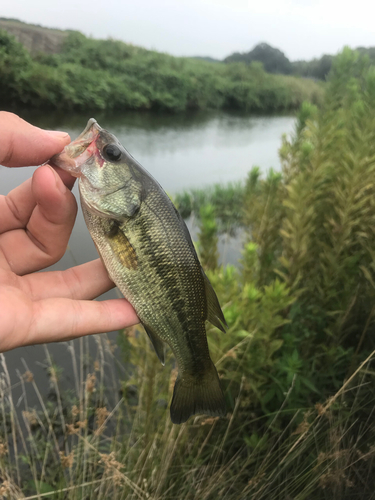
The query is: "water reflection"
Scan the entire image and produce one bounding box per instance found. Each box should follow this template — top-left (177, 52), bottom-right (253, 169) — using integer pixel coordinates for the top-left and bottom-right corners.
top-left (8, 110), bottom-right (295, 193)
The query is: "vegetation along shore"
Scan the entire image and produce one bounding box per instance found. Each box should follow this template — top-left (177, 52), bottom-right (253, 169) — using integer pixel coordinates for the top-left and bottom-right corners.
top-left (0, 18), bottom-right (324, 113)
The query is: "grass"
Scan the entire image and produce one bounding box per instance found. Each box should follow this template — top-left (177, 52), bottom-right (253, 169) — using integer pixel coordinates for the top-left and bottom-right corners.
top-left (0, 327), bottom-right (374, 499)
top-left (175, 182), bottom-right (245, 234)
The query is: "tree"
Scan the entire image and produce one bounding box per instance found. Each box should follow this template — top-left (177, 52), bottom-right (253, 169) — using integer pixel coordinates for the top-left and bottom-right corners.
top-left (224, 42), bottom-right (293, 75)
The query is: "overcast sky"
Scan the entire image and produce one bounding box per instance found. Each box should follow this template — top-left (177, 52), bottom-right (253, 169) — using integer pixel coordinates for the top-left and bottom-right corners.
top-left (2, 0), bottom-right (375, 61)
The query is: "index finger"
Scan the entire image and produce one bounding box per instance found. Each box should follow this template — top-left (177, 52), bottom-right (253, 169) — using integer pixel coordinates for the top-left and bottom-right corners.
top-left (0, 112), bottom-right (70, 167)
top-left (0, 165), bottom-right (77, 274)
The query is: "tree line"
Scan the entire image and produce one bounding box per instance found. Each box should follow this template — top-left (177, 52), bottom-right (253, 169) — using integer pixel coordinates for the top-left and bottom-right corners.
top-left (0, 29), bottom-right (323, 113)
top-left (224, 41), bottom-right (375, 80)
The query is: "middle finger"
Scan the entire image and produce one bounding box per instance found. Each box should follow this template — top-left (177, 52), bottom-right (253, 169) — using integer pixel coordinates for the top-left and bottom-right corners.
top-left (0, 178), bottom-right (35, 234)
top-left (19, 259), bottom-right (115, 301)
top-left (0, 166), bottom-right (77, 274)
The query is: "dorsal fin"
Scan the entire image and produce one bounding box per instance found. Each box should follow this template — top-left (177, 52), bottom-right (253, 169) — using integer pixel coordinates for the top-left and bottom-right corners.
top-left (143, 324), bottom-right (165, 365)
top-left (203, 272), bottom-right (227, 333)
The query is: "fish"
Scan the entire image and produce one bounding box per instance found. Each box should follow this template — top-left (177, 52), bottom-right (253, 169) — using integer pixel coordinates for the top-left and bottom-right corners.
top-left (52, 119), bottom-right (227, 424)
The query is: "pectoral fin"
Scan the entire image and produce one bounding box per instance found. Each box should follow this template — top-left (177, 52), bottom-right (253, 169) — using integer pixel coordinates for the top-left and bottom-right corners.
top-left (107, 222), bottom-right (138, 270)
top-left (203, 273), bottom-right (227, 333)
top-left (143, 324), bottom-right (165, 365)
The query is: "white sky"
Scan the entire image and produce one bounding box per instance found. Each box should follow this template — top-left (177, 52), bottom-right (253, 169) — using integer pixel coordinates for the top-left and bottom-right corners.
top-left (2, 0), bottom-right (375, 61)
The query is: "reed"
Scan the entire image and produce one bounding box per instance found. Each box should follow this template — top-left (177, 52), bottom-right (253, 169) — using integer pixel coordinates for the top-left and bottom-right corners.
top-left (0, 333), bottom-right (374, 499)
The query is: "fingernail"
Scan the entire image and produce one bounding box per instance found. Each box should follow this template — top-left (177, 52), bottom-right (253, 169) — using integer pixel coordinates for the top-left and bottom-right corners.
top-left (48, 165), bottom-right (67, 194)
top-left (45, 130), bottom-right (70, 140)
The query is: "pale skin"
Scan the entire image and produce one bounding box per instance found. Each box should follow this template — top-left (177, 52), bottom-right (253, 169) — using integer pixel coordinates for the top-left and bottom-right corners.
top-left (0, 112), bottom-right (139, 352)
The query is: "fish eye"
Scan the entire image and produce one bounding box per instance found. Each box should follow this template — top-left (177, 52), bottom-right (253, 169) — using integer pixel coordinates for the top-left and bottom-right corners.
top-left (103, 144), bottom-right (122, 162)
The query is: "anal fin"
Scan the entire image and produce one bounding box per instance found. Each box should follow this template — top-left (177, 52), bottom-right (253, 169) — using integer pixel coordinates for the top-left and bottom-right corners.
top-left (143, 324), bottom-right (165, 366)
top-left (203, 272), bottom-right (227, 333)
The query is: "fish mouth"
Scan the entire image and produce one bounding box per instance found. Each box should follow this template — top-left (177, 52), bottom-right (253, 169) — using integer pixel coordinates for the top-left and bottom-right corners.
top-left (51, 118), bottom-right (102, 177)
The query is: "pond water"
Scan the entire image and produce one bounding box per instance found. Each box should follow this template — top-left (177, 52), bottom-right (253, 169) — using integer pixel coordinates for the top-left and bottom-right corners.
top-left (0, 110), bottom-right (295, 406)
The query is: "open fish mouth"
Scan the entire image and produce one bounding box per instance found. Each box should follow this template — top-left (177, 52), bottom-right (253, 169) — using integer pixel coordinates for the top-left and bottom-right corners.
top-left (51, 118), bottom-right (102, 177)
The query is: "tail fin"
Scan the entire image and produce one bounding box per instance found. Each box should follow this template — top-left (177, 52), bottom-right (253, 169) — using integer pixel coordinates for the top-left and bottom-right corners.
top-left (170, 361), bottom-right (225, 424)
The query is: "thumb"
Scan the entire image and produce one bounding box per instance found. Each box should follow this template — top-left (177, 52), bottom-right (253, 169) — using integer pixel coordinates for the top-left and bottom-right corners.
top-left (0, 112), bottom-right (70, 168)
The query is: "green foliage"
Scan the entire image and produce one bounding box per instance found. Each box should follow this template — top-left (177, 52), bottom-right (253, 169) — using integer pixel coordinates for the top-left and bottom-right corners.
top-left (197, 204), bottom-right (219, 271)
top-left (0, 29), bottom-right (33, 105)
top-left (292, 47), bottom-right (375, 81)
top-left (243, 167), bottom-right (284, 285)
top-left (279, 49), bottom-right (375, 339)
top-left (224, 42), bottom-right (333, 81)
top-left (224, 42), bottom-right (293, 75)
top-left (292, 54), bottom-right (334, 80)
top-left (214, 48), bottom-right (375, 416)
top-left (176, 48), bottom-right (375, 422)
top-left (175, 182), bottom-right (245, 233)
top-left (0, 30), bottom-right (324, 113)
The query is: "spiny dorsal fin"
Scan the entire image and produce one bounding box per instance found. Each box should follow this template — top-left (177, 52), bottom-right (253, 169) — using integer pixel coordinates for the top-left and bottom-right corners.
top-left (143, 324), bottom-right (165, 365)
top-left (203, 272), bottom-right (227, 333)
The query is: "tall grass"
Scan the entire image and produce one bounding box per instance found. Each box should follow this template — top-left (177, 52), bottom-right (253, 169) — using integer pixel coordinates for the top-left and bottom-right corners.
top-left (0, 332), bottom-right (374, 499)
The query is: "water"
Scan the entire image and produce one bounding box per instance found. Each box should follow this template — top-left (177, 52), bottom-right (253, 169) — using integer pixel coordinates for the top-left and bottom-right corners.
top-left (2, 110), bottom-right (295, 191)
top-left (0, 110), bottom-right (295, 405)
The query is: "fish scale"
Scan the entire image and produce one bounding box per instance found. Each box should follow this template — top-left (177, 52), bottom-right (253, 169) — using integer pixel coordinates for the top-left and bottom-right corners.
top-left (52, 118), bottom-right (227, 424)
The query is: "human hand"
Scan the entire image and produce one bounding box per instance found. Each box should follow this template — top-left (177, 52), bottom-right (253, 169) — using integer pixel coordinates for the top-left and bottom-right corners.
top-left (0, 112), bottom-right (138, 352)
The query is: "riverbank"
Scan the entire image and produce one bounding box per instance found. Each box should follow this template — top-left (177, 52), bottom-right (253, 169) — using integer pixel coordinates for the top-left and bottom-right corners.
top-left (0, 28), bottom-right (324, 113)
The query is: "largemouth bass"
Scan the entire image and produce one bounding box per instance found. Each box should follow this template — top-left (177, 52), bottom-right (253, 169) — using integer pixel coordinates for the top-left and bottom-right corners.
top-left (52, 119), bottom-right (227, 424)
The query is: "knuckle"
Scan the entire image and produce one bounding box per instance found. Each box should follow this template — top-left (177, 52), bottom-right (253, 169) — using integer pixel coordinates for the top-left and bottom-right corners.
top-left (0, 132), bottom-right (15, 167)
top-left (5, 195), bottom-right (24, 227)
